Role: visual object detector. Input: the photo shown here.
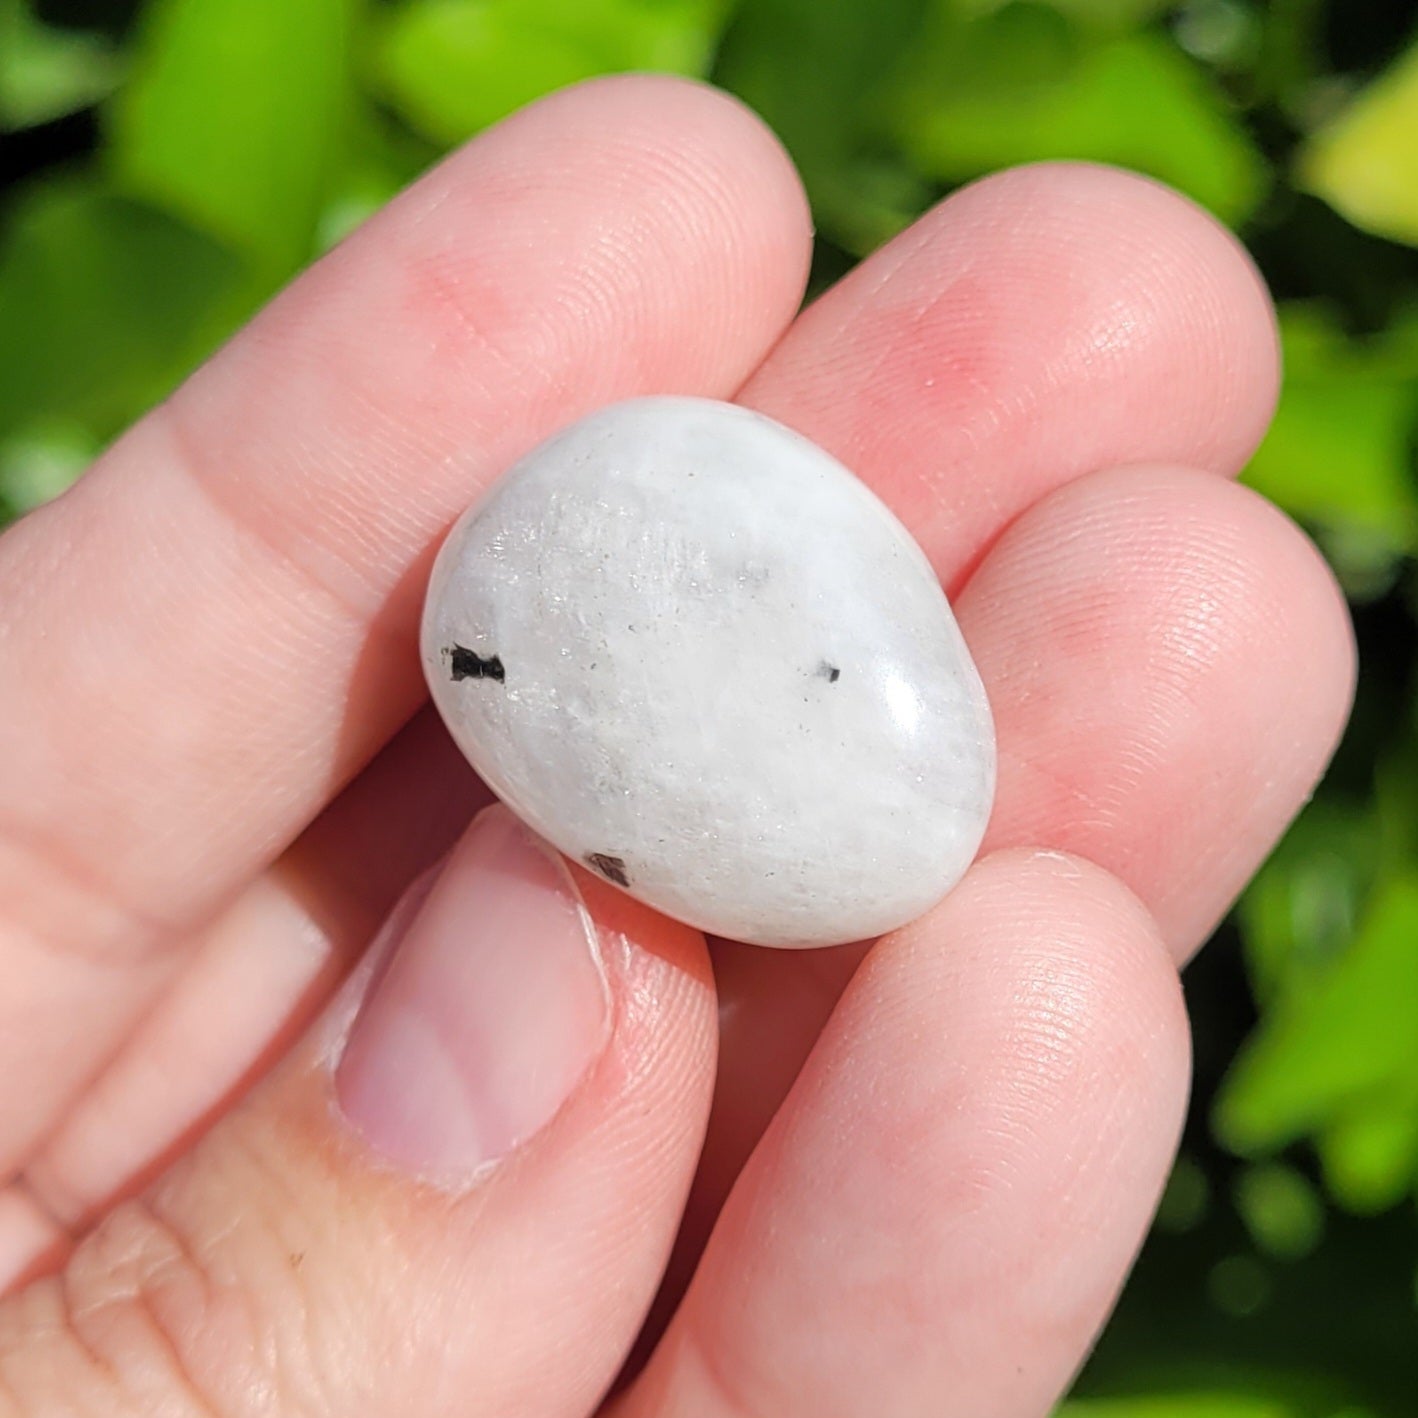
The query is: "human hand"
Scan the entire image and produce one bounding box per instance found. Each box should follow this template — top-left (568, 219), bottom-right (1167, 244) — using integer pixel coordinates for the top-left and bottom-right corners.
top-left (0, 77), bottom-right (1353, 1416)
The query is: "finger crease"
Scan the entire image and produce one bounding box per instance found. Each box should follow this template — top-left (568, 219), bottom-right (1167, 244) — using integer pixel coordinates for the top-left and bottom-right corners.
top-left (159, 402), bottom-right (385, 634)
top-left (0, 812), bottom-right (177, 969)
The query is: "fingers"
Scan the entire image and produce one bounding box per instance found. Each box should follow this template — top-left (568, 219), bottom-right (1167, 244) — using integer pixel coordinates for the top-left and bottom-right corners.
top-left (642, 165), bottom-right (1329, 1317)
top-left (965, 465), bottom-right (1355, 954)
top-left (0, 75), bottom-right (811, 1173)
top-left (0, 806), bottom-right (717, 1418)
top-left (740, 160), bottom-right (1279, 587)
top-left (619, 851), bottom-right (1190, 1418)
top-left (26, 162), bottom-right (1315, 1275)
top-left (3, 158), bottom-right (1316, 1301)
top-left (11, 709), bottom-right (488, 1252)
top-left (658, 463), bottom-right (1352, 1336)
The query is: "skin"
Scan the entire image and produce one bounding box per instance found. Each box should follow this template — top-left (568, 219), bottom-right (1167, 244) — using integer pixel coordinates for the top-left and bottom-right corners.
top-left (0, 76), bottom-right (1353, 1417)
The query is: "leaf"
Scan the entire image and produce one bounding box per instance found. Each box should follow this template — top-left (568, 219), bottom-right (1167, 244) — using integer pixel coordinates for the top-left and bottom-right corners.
top-left (714, 0), bottom-right (934, 253)
top-left (1232, 1163), bottom-right (1326, 1260)
top-left (1153, 1153), bottom-right (1212, 1233)
top-left (1247, 366), bottom-right (1417, 597)
top-left (1242, 304), bottom-right (1418, 594)
top-left (1246, 369), bottom-right (1417, 537)
top-left (953, 0), bottom-right (1171, 29)
top-left (1172, 0), bottom-right (1263, 71)
top-left (0, 421), bottom-right (99, 522)
top-left (1317, 1099), bottom-right (1418, 1214)
top-left (887, 16), bottom-right (1268, 224)
top-left (1298, 35), bottom-right (1418, 248)
top-left (1215, 874), bottom-right (1418, 1157)
top-left (1236, 798), bottom-right (1383, 1010)
top-left (0, 0), bottom-right (120, 130)
top-left (108, 0), bottom-right (357, 275)
top-left (0, 179), bottom-right (242, 442)
top-left (314, 105), bottom-right (436, 253)
top-left (372, 0), bottom-right (731, 148)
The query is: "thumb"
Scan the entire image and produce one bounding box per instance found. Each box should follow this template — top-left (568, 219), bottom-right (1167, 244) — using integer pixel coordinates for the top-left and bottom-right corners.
top-left (0, 805), bottom-right (716, 1418)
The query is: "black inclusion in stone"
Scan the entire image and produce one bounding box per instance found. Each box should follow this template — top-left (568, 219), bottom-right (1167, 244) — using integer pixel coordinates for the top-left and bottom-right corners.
top-left (585, 852), bottom-right (631, 887)
top-left (817, 660), bottom-right (841, 683)
top-left (446, 645), bottom-right (505, 683)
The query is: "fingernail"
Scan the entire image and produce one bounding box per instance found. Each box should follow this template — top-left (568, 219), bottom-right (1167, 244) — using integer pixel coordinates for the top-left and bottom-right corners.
top-left (336, 803), bottom-right (608, 1177)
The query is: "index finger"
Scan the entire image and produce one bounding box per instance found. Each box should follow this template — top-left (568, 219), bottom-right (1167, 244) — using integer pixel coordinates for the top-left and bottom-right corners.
top-left (0, 74), bottom-right (811, 1174)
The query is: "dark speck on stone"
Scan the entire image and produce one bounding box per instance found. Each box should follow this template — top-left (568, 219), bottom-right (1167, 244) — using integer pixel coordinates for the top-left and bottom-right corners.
top-left (445, 645), bottom-right (505, 683)
top-left (585, 852), bottom-right (631, 887)
top-left (816, 660), bottom-right (841, 683)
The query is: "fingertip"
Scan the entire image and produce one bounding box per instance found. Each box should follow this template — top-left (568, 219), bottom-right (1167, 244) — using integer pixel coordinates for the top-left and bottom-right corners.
top-left (740, 157), bottom-right (1283, 586)
top-left (1215, 472), bottom-right (1358, 733)
top-left (965, 159), bottom-right (1282, 459)
top-left (633, 850), bottom-right (1191, 1418)
top-left (895, 845), bottom-right (1191, 1109)
top-left (964, 463), bottom-right (1355, 955)
top-left (467, 72), bottom-right (815, 380)
top-left (548, 73), bottom-right (814, 241)
top-left (1058, 463), bottom-right (1356, 815)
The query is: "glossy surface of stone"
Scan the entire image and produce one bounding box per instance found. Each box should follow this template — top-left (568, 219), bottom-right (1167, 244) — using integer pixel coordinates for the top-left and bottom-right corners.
top-left (422, 397), bottom-right (995, 947)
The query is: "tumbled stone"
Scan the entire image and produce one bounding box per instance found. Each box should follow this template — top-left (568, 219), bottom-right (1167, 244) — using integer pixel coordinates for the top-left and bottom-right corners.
top-left (422, 397), bottom-right (995, 947)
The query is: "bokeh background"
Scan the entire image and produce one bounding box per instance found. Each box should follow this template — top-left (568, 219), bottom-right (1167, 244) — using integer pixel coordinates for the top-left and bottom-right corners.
top-left (3, 1), bottom-right (1417, 1413)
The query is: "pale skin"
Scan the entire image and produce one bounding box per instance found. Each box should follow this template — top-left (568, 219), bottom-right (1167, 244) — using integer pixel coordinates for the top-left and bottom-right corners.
top-left (0, 75), bottom-right (1355, 1416)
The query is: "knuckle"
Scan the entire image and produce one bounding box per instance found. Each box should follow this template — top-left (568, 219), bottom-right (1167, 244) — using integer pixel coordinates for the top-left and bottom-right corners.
top-left (0, 1160), bottom-right (326, 1418)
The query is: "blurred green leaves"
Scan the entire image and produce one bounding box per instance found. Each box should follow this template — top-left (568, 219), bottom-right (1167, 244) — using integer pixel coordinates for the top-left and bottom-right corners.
top-left (1243, 306), bottom-right (1418, 597)
top-left (373, 0), bottom-right (729, 145)
top-left (714, 0), bottom-right (933, 253)
top-left (0, 180), bottom-right (239, 440)
top-left (7, 0), bottom-right (1414, 462)
top-left (715, 0), bottom-right (1268, 255)
top-left (0, 422), bottom-right (98, 522)
top-left (889, 8), bottom-right (1267, 224)
top-left (1219, 871), bottom-right (1418, 1205)
top-left (1300, 34), bottom-right (1418, 249)
top-left (0, 0), bottom-right (120, 130)
top-left (110, 0), bottom-right (358, 275)
top-left (1233, 1163), bottom-right (1326, 1260)
top-left (1316, 1099), bottom-right (1418, 1214)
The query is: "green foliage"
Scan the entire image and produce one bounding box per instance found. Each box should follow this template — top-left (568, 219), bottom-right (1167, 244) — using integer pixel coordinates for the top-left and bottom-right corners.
top-left (0, 181), bottom-right (232, 425)
top-left (2, 0), bottom-right (1417, 1412)
top-left (714, 0), bottom-right (934, 252)
top-left (1233, 1164), bottom-right (1326, 1260)
top-left (0, 179), bottom-right (240, 508)
top-left (109, 0), bottom-right (359, 275)
top-left (1218, 872), bottom-right (1418, 1167)
top-left (373, 0), bottom-right (729, 145)
top-left (889, 9), bottom-right (1267, 223)
top-left (1300, 34), bottom-right (1418, 248)
top-left (1243, 305), bottom-right (1418, 597)
top-left (0, 0), bottom-right (121, 129)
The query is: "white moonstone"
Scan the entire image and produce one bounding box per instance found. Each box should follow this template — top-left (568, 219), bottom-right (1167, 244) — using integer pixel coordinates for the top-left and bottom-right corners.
top-left (422, 396), bottom-right (995, 948)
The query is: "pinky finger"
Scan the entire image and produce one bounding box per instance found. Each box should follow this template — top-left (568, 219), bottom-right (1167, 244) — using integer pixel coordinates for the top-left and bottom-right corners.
top-left (619, 850), bottom-right (1190, 1418)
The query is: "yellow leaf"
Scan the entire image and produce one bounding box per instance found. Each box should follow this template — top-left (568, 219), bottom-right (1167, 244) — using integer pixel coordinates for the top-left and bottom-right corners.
top-left (1299, 37), bottom-right (1418, 247)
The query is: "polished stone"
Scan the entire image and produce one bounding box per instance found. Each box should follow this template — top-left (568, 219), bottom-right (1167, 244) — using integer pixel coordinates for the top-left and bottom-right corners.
top-left (422, 397), bottom-right (995, 947)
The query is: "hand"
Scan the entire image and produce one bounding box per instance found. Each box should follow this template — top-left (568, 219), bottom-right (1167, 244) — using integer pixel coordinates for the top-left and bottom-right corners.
top-left (0, 76), bottom-right (1352, 1416)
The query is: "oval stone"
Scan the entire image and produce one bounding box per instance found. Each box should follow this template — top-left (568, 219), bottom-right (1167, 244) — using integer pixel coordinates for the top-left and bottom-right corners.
top-left (421, 397), bottom-right (995, 948)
